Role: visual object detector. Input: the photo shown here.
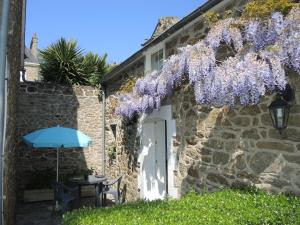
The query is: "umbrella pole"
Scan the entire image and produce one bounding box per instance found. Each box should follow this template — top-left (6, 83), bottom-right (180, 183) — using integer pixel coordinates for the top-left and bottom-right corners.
top-left (56, 147), bottom-right (59, 182)
top-left (55, 147), bottom-right (59, 210)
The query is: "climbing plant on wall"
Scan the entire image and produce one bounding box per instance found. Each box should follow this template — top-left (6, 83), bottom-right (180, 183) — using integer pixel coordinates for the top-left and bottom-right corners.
top-left (116, 1), bottom-right (300, 118)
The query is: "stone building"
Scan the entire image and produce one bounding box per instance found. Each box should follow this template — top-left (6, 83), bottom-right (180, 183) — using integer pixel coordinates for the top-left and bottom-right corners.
top-left (0, 0), bottom-right (25, 224)
top-left (23, 33), bottom-right (41, 82)
top-left (101, 0), bottom-right (300, 203)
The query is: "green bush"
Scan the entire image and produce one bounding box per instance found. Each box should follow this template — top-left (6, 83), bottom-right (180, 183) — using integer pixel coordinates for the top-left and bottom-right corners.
top-left (62, 188), bottom-right (300, 225)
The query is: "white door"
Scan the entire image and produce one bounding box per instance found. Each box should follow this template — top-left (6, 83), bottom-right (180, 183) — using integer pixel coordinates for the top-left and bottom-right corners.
top-left (140, 120), bottom-right (167, 200)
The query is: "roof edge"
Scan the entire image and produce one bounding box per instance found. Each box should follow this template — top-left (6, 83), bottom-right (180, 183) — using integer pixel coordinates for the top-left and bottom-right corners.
top-left (101, 0), bottom-right (223, 84)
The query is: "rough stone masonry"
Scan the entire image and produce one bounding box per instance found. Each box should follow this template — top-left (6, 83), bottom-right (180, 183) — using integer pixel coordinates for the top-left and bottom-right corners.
top-left (16, 83), bottom-right (103, 198)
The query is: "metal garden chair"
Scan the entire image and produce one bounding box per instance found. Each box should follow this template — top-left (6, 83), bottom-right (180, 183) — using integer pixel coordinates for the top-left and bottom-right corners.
top-left (51, 181), bottom-right (79, 213)
top-left (99, 175), bottom-right (123, 206)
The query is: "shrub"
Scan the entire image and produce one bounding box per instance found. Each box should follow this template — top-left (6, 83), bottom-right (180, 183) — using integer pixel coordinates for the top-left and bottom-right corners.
top-left (62, 188), bottom-right (300, 225)
top-left (40, 38), bottom-right (110, 87)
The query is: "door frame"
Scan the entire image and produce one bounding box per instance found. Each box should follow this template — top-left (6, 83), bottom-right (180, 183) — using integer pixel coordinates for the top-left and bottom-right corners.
top-left (138, 105), bottom-right (178, 199)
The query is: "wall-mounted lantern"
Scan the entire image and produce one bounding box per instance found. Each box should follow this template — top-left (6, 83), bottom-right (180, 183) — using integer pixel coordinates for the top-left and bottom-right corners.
top-left (268, 84), bottom-right (294, 134)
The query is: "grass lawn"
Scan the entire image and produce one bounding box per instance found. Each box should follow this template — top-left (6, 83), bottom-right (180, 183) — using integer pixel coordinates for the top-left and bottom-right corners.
top-left (62, 188), bottom-right (300, 225)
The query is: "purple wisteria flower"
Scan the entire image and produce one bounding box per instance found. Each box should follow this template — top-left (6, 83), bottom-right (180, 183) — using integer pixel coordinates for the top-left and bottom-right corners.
top-left (116, 8), bottom-right (300, 118)
top-left (186, 42), bottom-right (215, 85)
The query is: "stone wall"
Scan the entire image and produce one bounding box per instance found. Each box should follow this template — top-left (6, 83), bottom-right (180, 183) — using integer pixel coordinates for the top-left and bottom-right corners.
top-left (4, 0), bottom-right (24, 224)
top-left (16, 83), bottom-right (103, 198)
top-left (104, 0), bottom-right (300, 202)
top-left (172, 71), bottom-right (300, 196)
top-left (105, 58), bottom-right (144, 202)
top-left (25, 64), bottom-right (40, 81)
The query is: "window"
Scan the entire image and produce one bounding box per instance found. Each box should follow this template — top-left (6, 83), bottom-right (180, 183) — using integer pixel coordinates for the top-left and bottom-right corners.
top-left (110, 124), bottom-right (117, 140)
top-left (151, 49), bottom-right (164, 72)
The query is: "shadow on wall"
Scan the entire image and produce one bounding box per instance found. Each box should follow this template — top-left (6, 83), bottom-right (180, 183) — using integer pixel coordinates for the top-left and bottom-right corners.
top-left (15, 83), bottom-right (102, 201)
top-left (177, 72), bottom-right (300, 197)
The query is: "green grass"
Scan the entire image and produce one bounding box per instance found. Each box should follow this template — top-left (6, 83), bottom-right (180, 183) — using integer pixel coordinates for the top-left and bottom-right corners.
top-left (62, 188), bottom-right (300, 225)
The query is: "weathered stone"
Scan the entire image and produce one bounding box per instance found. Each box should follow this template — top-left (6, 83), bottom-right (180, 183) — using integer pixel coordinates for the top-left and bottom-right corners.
top-left (207, 173), bottom-right (228, 185)
top-left (173, 139), bottom-right (180, 147)
top-left (185, 109), bottom-right (197, 127)
top-left (221, 132), bottom-right (236, 139)
top-left (297, 144), bottom-right (300, 151)
top-left (260, 104), bottom-right (268, 112)
top-left (186, 137), bottom-right (198, 145)
top-left (202, 156), bottom-right (211, 163)
top-left (182, 102), bottom-right (189, 111)
top-left (237, 171), bottom-right (258, 183)
top-left (242, 129), bottom-right (260, 139)
top-left (256, 141), bottom-right (294, 152)
top-left (250, 152), bottom-right (277, 174)
top-left (230, 117), bottom-right (251, 127)
top-left (283, 155), bottom-right (300, 164)
top-left (296, 92), bottom-right (300, 105)
top-left (212, 151), bottom-right (229, 165)
top-left (269, 128), bottom-right (300, 142)
top-left (231, 180), bottom-right (249, 189)
top-left (194, 21), bottom-right (205, 32)
top-left (223, 173), bottom-right (235, 179)
top-left (197, 148), bottom-right (211, 155)
top-left (260, 130), bottom-right (267, 138)
top-left (235, 157), bottom-right (246, 170)
top-left (204, 139), bottom-right (224, 150)
top-left (196, 131), bottom-right (204, 138)
top-left (26, 86), bottom-right (37, 93)
top-left (290, 105), bottom-right (300, 114)
top-left (205, 109), bottom-right (223, 127)
top-left (17, 83), bottom-right (103, 200)
top-left (198, 106), bottom-right (212, 114)
top-left (187, 165), bottom-right (199, 178)
top-left (98, 3), bottom-right (300, 203)
top-left (269, 178), bottom-right (290, 188)
top-left (260, 113), bottom-right (273, 126)
top-left (289, 115), bottom-right (300, 127)
top-left (253, 117), bottom-right (259, 126)
top-left (239, 106), bottom-right (261, 115)
top-left (225, 141), bottom-right (249, 151)
top-left (180, 35), bottom-right (190, 44)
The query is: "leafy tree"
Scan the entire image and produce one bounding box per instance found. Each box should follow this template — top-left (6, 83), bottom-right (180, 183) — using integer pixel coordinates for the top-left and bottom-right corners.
top-left (40, 38), bottom-right (109, 86)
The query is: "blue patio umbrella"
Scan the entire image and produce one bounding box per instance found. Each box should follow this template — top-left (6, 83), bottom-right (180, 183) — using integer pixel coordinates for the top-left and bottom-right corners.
top-left (22, 126), bottom-right (92, 182)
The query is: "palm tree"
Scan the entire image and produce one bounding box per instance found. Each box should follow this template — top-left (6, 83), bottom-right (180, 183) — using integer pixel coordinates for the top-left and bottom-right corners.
top-left (40, 38), bottom-right (109, 86)
top-left (83, 52), bottom-right (110, 87)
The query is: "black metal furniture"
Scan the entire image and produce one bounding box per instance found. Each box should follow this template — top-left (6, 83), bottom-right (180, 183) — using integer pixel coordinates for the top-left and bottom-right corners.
top-left (51, 181), bottom-right (79, 213)
top-left (69, 175), bottom-right (106, 206)
top-left (100, 175), bottom-right (123, 206)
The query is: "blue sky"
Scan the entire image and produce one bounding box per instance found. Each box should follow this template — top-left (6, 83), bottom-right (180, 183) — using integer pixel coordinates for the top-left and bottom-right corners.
top-left (25, 0), bottom-right (205, 63)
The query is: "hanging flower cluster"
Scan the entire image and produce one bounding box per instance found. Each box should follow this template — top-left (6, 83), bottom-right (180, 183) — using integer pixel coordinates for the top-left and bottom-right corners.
top-left (116, 7), bottom-right (300, 118)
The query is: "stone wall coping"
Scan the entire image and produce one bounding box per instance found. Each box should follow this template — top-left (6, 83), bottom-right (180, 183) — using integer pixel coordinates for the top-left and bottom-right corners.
top-left (19, 82), bottom-right (100, 97)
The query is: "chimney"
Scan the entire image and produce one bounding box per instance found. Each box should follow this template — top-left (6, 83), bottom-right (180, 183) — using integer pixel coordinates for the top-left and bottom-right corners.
top-left (142, 17), bottom-right (179, 46)
top-left (30, 33), bottom-right (38, 58)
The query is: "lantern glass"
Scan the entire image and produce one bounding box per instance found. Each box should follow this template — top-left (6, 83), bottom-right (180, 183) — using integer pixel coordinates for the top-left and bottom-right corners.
top-left (268, 97), bottom-right (290, 132)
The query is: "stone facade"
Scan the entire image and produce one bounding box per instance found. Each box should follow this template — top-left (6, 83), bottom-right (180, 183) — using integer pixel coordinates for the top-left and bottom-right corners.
top-left (104, 59), bottom-right (144, 202)
top-left (16, 83), bottom-right (103, 198)
top-left (24, 33), bottom-right (41, 81)
top-left (24, 64), bottom-right (40, 81)
top-left (104, 0), bottom-right (300, 203)
top-left (172, 71), bottom-right (300, 196)
top-left (4, 0), bottom-right (24, 224)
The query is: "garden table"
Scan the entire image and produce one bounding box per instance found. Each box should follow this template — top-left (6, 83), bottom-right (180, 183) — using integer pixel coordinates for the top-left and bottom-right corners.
top-left (69, 175), bottom-right (107, 207)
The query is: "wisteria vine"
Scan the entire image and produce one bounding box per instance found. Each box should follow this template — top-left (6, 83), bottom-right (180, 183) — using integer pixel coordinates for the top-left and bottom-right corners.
top-left (116, 7), bottom-right (300, 118)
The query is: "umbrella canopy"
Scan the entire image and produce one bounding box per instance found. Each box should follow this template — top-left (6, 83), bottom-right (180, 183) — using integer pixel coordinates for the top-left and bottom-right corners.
top-left (22, 126), bottom-right (92, 187)
top-left (22, 126), bottom-right (92, 148)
